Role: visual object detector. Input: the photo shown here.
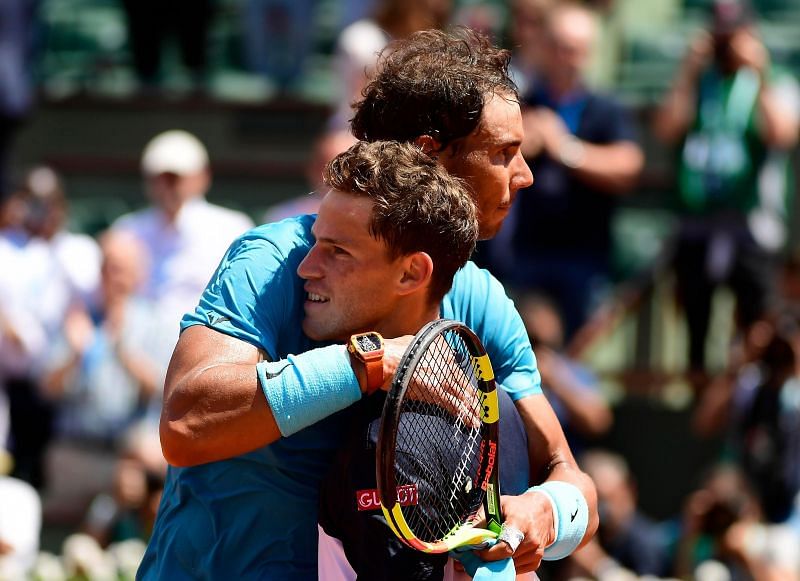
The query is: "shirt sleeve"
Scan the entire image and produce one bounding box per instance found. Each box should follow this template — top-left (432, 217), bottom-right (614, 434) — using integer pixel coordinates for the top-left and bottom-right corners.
top-left (180, 223), bottom-right (308, 360)
top-left (442, 262), bottom-right (542, 400)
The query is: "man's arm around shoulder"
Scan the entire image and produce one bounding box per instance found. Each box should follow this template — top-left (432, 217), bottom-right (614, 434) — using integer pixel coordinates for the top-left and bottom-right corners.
top-left (160, 324), bottom-right (413, 467)
top-left (160, 325), bottom-right (280, 467)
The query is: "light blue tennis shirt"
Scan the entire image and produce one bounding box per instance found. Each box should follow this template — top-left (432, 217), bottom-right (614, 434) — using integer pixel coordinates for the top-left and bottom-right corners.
top-left (138, 216), bottom-right (541, 580)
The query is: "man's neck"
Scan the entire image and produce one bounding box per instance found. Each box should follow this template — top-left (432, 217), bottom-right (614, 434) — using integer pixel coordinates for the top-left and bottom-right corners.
top-left (372, 300), bottom-right (440, 339)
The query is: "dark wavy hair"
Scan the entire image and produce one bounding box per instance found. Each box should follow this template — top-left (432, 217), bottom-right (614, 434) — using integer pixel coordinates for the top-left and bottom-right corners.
top-left (351, 28), bottom-right (517, 151)
top-left (324, 140), bottom-right (478, 303)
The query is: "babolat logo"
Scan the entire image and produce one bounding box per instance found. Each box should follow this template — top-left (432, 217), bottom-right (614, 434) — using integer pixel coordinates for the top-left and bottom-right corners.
top-left (357, 484), bottom-right (418, 511)
top-left (480, 441), bottom-right (497, 491)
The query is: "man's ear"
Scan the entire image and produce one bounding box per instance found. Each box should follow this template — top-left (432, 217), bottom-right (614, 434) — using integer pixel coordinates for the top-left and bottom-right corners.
top-left (414, 135), bottom-right (442, 158)
top-left (397, 252), bottom-right (434, 296)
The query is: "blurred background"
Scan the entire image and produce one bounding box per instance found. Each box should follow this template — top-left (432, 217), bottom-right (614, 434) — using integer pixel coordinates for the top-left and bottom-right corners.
top-left (2, 0), bottom-right (800, 579)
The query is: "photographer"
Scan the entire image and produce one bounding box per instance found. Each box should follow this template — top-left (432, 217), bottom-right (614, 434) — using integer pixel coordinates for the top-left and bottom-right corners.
top-left (652, 0), bottom-right (800, 385)
top-left (673, 464), bottom-right (800, 580)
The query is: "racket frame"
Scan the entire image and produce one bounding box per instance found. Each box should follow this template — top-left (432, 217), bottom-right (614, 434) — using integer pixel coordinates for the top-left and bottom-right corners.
top-left (376, 319), bottom-right (503, 553)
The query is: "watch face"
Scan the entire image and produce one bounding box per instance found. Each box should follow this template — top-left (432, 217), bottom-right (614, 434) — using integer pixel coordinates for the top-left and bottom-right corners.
top-left (357, 333), bottom-right (382, 352)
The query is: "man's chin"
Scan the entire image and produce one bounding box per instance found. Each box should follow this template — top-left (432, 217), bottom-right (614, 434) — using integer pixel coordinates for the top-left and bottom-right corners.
top-left (302, 322), bottom-right (322, 341)
top-left (478, 220), bottom-right (503, 240)
top-left (302, 319), bottom-right (342, 342)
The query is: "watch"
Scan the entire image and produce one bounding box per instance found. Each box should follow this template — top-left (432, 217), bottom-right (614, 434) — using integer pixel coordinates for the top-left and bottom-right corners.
top-left (347, 332), bottom-right (385, 394)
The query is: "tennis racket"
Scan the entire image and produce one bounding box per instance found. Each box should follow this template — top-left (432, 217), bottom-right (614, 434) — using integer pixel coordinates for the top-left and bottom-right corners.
top-left (377, 318), bottom-right (503, 553)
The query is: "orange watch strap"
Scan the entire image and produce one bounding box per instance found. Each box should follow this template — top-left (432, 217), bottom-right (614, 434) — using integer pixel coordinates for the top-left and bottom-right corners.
top-left (364, 358), bottom-right (384, 394)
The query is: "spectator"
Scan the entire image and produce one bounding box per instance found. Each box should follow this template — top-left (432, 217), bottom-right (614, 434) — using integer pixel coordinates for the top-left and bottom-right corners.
top-left (111, 130), bottom-right (254, 329)
top-left (83, 418), bottom-right (167, 548)
top-left (1, 168), bottom-right (102, 489)
top-left (241, 0), bottom-right (316, 94)
top-left (490, 1), bottom-right (644, 341)
top-left (0, 190), bottom-right (35, 449)
top-left (328, 0), bottom-right (453, 131)
top-left (507, 0), bottom-right (553, 96)
top-left (39, 230), bottom-right (169, 522)
top-left (83, 456), bottom-right (165, 548)
top-left (693, 314), bottom-right (800, 525)
top-left (571, 449), bottom-right (670, 578)
top-left (120, 0), bottom-right (214, 91)
top-left (22, 166), bottom-right (101, 305)
top-left (517, 292), bottom-right (613, 455)
top-left (652, 0), bottom-right (800, 380)
top-left (262, 129), bottom-right (356, 223)
top-left (0, 185), bottom-right (63, 488)
top-left (673, 463), bottom-right (800, 580)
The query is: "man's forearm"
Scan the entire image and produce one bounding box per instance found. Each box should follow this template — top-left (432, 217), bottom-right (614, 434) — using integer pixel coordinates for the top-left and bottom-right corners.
top-left (757, 85), bottom-right (800, 149)
top-left (516, 394), bottom-right (599, 547)
top-left (568, 141), bottom-right (644, 194)
top-left (161, 358), bottom-right (279, 466)
top-left (159, 325), bottom-right (354, 465)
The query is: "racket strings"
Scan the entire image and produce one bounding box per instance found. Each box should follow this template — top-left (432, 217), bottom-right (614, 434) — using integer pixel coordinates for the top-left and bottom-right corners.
top-left (394, 329), bottom-right (487, 543)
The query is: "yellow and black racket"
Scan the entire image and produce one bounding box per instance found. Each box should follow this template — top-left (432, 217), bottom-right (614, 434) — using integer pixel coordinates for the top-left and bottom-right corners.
top-left (377, 318), bottom-right (502, 553)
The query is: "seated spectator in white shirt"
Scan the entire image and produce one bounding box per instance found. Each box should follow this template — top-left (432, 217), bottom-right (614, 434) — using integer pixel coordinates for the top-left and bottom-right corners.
top-left (112, 130), bottom-right (254, 328)
top-left (0, 185), bottom-right (66, 488)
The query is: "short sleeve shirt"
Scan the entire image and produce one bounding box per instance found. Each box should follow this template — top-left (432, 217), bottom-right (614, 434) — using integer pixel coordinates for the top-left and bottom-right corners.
top-left (138, 216), bottom-right (541, 579)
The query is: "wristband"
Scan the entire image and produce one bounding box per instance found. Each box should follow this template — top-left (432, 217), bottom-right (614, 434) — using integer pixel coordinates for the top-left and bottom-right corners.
top-left (257, 345), bottom-right (361, 436)
top-left (528, 481), bottom-right (589, 561)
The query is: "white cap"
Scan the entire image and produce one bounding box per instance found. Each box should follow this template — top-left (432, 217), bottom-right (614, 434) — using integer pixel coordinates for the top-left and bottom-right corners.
top-left (141, 130), bottom-right (209, 176)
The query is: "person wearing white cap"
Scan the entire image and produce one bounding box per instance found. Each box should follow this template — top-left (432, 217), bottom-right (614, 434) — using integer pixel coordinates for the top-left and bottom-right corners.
top-left (112, 130), bottom-right (254, 331)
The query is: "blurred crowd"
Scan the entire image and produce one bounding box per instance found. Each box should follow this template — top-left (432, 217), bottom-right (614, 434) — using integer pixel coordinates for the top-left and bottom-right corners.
top-left (2, 0), bottom-right (800, 579)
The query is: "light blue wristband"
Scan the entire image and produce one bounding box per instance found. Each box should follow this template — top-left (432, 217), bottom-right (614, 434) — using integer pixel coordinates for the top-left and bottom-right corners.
top-left (257, 345), bottom-right (362, 437)
top-left (528, 481), bottom-right (589, 561)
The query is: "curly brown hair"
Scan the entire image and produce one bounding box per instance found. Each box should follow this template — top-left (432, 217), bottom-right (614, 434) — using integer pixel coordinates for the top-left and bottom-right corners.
top-left (351, 28), bottom-right (517, 151)
top-left (324, 140), bottom-right (478, 303)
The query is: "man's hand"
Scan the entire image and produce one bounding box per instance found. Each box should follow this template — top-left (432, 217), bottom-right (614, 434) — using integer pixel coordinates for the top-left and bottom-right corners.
top-left (521, 109), bottom-right (546, 158)
top-left (0, 312), bottom-right (24, 351)
top-left (527, 109), bottom-right (570, 160)
top-left (0, 539), bottom-right (13, 555)
top-left (378, 335), bottom-right (414, 391)
top-left (729, 29), bottom-right (769, 76)
top-left (377, 334), bottom-right (481, 427)
top-left (684, 31), bottom-right (713, 80)
top-left (64, 305), bottom-right (95, 355)
top-left (476, 490), bottom-right (556, 573)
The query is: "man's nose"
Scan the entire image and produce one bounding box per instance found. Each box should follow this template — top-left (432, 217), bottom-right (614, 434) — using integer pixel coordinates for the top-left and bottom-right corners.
top-left (515, 154), bottom-right (534, 190)
top-left (297, 246), bottom-right (321, 280)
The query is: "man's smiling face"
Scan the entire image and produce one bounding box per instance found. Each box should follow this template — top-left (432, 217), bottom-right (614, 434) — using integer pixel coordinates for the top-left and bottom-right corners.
top-left (297, 190), bottom-right (406, 341)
